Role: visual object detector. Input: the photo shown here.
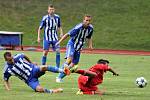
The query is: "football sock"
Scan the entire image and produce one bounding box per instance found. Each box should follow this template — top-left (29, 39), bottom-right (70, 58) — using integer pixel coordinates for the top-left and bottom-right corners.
top-left (56, 52), bottom-right (60, 68)
top-left (44, 88), bottom-right (53, 93)
top-left (47, 66), bottom-right (63, 73)
top-left (58, 72), bottom-right (66, 79)
top-left (58, 62), bottom-right (69, 79)
top-left (42, 56), bottom-right (47, 65)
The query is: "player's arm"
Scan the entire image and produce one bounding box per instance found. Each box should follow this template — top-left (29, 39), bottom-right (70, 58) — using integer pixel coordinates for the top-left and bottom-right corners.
top-left (37, 16), bottom-right (45, 43)
top-left (87, 37), bottom-right (93, 49)
top-left (108, 68), bottom-right (119, 76)
top-left (56, 33), bottom-right (69, 46)
top-left (3, 72), bottom-right (11, 91)
top-left (57, 16), bottom-right (63, 37)
top-left (58, 26), bottom-right (64, 38)
top-left (86, 29), bottom-right (93, 49)
top-left (4, 80), bottom-right (11, 91)
top-left (37, 26), bottom-right (42, 43)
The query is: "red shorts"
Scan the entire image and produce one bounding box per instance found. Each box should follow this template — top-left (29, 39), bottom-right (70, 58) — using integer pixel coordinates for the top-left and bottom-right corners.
top-left (78, 75), bottom-right (98, 93)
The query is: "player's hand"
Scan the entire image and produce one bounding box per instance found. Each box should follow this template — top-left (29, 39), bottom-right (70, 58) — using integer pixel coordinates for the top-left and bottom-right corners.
top-left (113, 73), bottom-right (119, 76)
top-left (60, 33), bottom-right (64, 38)
top-left (89, 46), bottom-right (93, 50)
top-left (37, 37), bottom-right (41, 43)
top-left (55, 42), bottom-right (60, 47)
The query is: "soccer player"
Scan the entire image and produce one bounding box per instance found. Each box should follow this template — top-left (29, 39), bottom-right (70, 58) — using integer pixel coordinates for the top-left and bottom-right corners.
top-left (37, 4), bottom-right (63, 67)
top-left (72, 59), bottom-right (119, 95)
top-left (55, 14), bottom-right (93, 82)
top-left (3, 52), bottom-right (70, 93)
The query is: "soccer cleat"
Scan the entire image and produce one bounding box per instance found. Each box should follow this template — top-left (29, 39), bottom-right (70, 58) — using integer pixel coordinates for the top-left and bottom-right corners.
top-left (52, 88), bottom-right (63, 93)
top-left (56, 77), bottom-right (63, 83)
top-left (63, 67), bottom-right (70, 75)
top-left (70, 65), bottom-right (79, 73)
top-left (76, 89), bottom-right (83, 95)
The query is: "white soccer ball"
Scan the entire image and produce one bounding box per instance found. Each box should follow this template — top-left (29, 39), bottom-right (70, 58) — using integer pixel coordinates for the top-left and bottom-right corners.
top-left (135, 77), bottom-right (147, 88)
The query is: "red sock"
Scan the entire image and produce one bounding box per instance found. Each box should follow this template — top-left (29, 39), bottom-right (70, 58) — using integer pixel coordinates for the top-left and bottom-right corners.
top-left (76, 70), bottom-right (96, 77)
top-left (76, 69), bottom-right (85, 75)
top-left (83, 91), bottom-right (94, 95)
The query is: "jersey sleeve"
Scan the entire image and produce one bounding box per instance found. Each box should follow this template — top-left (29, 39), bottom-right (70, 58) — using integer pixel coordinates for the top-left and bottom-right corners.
top-left (3, 64), bottom-right (12, 81)
top-left (57, 17), bottom-right (61, 28)
top-left (3, 71), bottom-right (11, 81)
top-left (14, 53), bottom-right (25, 60)
top-left (86, 28), bottom-right (93, 39)
top-left (39, 16), bottom-right (46, 29)
top-left (67, 28), bottom-right (79, 37)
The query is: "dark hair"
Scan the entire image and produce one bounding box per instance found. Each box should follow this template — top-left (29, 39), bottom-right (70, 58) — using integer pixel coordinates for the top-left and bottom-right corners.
top-left (84, 14), bottom-right (92, 18)
top-left (4, 52), bottom-right (12, 61)
top-left (97, 59), bottom-right (109, 64)
top-left (48, 4), bottom-right (54, 8)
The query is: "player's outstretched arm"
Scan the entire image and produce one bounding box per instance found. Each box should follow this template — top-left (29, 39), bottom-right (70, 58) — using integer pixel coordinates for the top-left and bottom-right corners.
top-left (55, 33), bottom-right (69, 46)
top-left (4, 80), bottom-right (11, 91)
top-left (109, 68), bottom-right (119, 76)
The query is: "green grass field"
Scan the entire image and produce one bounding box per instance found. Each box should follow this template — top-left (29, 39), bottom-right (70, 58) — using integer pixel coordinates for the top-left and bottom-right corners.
top-left (0, 0), bottom-right (150, 50)
top-left (0, 51), bottom-right (150, 100)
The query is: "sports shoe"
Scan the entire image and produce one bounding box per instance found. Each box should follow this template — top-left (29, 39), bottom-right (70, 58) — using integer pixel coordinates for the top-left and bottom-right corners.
top-left (56, 77), bottom-right (63, 83)
top-left (64, 67), bottom-right (70, 75)
top-left (76, 89), bottom-right (83, 95)
top-left (70, 65), bottom-right (79, 73)
top-left (52, 88), bottom-right (63, 93)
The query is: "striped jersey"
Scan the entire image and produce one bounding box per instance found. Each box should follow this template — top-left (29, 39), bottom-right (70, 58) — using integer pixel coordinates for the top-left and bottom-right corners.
top-left (3, 53), bottom-right (34, 83)
top-left (67, 23), bottom-right (93, 51)
top-left (39, 14), bottom-right (61, 41)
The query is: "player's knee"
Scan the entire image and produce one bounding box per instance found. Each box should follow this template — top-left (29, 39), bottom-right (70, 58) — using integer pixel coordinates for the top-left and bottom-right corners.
top-left (40, 66), bottom-right (47, 71)
top-left (36, 86), bottom-right (44, 92)
top-left (55, 48), bottom-right (60, 53)
top-left (43, 51), bottom-right (48, 56)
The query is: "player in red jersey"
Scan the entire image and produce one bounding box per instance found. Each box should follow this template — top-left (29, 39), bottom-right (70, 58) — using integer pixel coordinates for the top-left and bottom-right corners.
top-left (71, 59), bottom-right (119, 95)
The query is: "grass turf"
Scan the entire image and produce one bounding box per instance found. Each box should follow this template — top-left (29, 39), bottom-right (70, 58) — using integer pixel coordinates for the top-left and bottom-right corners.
top-left (0, 0), bottom-right (150, 50)
top-left (0, 50), bottom-right (150, 100)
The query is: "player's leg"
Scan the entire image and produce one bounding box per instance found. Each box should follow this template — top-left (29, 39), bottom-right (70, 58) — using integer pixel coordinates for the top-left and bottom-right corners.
top-left (40, 65), bottom-right (70, 75)
top-left (56, 44), bottom-right (74, 82)
top-left (28, 78), bottom-right (63, 93)
top-left (73, 69), bottom-right (97, 77)
top-left (76, 75), bottom-right (89, 94)
top-left (77, 76), bottom-right (99, 95)
top-left (52, 41), bottom-right (60, 68)
top-left (42, 40), bottom-right (50, 65)
top-left (58, 51), bottom-right (80, 80)
top-left (42, 50), bottom-right (48, 65)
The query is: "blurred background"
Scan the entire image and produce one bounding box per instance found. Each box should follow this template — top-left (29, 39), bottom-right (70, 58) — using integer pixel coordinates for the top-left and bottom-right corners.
top-left (0, 0), bottom-right (150, 51)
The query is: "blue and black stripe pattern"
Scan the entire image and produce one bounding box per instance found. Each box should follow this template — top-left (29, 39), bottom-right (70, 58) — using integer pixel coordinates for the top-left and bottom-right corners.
top-left (40, 14), bottom-right (61, 41)
top-left (68, 23), bottom-right (93, 51)
top-left (3, 54), bottom-right (33, 82)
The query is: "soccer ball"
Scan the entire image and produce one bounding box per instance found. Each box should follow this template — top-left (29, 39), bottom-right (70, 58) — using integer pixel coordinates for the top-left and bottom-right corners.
top-left (135, 77), bottom-right (147, 88)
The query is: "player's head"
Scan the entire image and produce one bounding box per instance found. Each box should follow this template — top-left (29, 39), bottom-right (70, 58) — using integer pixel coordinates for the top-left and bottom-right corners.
top-left (97, 59), bottom-right (109, 65)
top-left (4, 52), bottom-right (14, 64)
top-left (48, 4), bottom-right (55, 15)
top-left (83, 14), bottom-right (92, 28)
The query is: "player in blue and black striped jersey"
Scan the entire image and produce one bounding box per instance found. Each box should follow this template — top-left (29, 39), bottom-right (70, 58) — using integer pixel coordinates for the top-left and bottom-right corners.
top-left (55, 15), bottom-right (93, 82)
top-left (37, 4), bottom-right (63, 67)
top-left (3, 52), bottom-right (70, 93)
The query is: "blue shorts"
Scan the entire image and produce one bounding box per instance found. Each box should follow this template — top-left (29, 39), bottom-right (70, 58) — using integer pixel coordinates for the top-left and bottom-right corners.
top-left (43, 40), bottom-right (60, 51)
top-left (65, 43), bottom-right (80, 64)
top-left (27, 65), bottom-right (45, 91)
